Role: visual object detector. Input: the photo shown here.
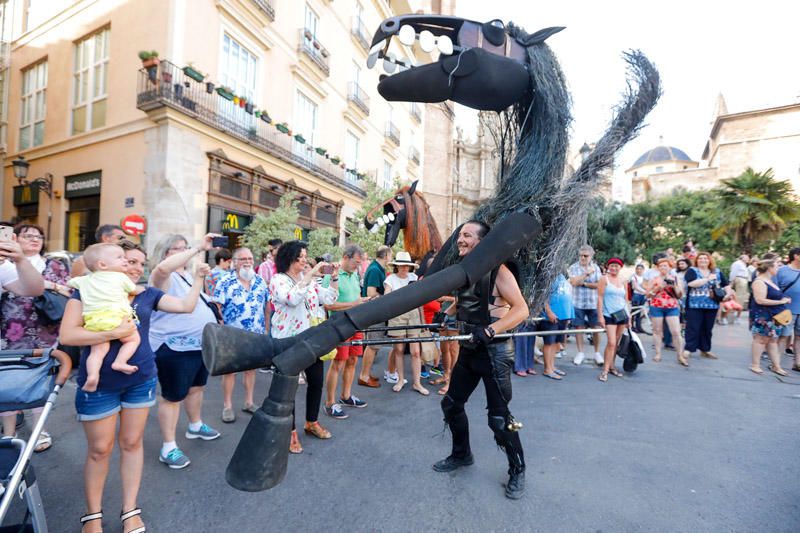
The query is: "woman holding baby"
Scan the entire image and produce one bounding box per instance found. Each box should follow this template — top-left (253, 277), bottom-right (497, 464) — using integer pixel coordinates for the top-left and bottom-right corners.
top-left (60, 239), bottom-right (209, 533)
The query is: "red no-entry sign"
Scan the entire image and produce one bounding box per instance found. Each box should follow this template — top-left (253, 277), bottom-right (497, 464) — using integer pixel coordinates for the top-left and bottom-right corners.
top-left (121, 214), bottom-right (147, 236)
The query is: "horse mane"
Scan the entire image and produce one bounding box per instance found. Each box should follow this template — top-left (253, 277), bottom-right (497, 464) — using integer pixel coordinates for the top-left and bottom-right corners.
top-left (400, 186), bottom-right (443, 261)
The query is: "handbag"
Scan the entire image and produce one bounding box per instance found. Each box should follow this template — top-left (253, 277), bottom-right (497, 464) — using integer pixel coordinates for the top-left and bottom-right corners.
top-left (711, 285), bottom-right (726, 302)
top-left (176, 273), bottom-right (224, 323)
top-left (616, 329), bottom-right (632, 359)
top-left (33, 290), bottom-right (69, 325)
top-left (610, 309), bottom-right (628, 323)
top-left (0, 353), bottom-right (59, 411)
top-left (772, 308), bottom-right (793, 326)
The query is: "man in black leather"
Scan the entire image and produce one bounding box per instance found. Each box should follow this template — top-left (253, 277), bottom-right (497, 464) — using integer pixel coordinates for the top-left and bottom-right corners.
top-left (433, 220), bottom-right (530, 499)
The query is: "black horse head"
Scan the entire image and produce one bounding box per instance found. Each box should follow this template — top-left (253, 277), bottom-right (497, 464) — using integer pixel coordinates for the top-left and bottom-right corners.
top-left (367, 15), bottom-right (564, 111)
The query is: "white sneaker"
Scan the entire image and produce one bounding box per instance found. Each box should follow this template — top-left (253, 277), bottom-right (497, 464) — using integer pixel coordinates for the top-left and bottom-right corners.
top-left (386, 372), bottom-right (400, 384)
top-left (534, 347), bottom-right (543, 356)
top-left (573, 352), bottom-right (585, 365)
top-left (594, 352), bottom-right (604, 365)
top-left (721, 318), bottom-right (728, 325)
top-left (556, 350), bottom-right (565, 359)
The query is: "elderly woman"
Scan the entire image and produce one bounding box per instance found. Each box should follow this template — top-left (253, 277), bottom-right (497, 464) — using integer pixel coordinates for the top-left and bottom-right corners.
top-left (684, 252), bottom-right (731, 359)
top-left (60, 240), bottom-right (208, 533)
top-left (148, 233), bottom-right (221, 470)
top-left (597, 257), bottom-right (630, 382)
top-left (0, 223), bottom-right (71, 451)
top-left (749, 258), bottom-right (790, 376)
top-left (384, 251), bottom-right (427, 395)
top-left (645, 257), bottom-right (687, 366)
top-left (269, 240), bottom-right (338, 454)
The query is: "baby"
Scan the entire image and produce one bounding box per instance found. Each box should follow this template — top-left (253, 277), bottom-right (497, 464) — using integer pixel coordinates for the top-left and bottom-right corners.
top-left (68, 243), bottom-right (142, 392)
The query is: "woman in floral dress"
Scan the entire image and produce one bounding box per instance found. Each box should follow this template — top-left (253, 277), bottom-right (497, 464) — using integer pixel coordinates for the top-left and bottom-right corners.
top-left (270, 240), bottom-right (338, 453)
top-left (0, 224), bottom-right (71, 451)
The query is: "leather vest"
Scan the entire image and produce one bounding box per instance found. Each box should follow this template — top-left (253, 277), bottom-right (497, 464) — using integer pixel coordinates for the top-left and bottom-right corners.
top-left (456, 268), bottom-right (498, 327)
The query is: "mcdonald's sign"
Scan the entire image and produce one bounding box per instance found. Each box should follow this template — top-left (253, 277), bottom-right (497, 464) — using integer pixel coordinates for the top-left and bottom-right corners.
top-left (13, 184), bottom-right (39, 206)
top-left (223, 213), bottom-right (240, 230)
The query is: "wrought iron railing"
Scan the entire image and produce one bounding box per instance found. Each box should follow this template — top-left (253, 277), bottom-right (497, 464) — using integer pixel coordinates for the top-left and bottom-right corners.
top-left (351, 17), bottom-right (370, 52)
top-left (298, 29), bottom-right (330, 76)
top-left (385, 122), bottom-right (400, 146)
top-left (411, 102), bottom-right (422, 123)
top-left (136, 60), bottom-right (364, 197)
top-left (347, 82), bottom-right (370, 115)
top-left (252, 0), bottom-right (275, 20)
top-left (409, 146), bottom-right (421, 165)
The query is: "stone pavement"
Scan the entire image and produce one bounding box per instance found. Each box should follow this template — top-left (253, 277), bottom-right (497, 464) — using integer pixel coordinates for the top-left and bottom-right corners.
top-left (4, 321), bottom-right (799, 532)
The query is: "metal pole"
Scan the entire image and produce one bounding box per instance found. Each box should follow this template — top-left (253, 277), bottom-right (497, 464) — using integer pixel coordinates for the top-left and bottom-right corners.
top-left (359, 317), bottom-right (543, 334)
top-left (342, 328), bottom-right (606, 347)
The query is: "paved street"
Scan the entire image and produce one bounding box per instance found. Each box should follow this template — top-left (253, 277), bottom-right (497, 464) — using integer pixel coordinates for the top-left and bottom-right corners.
top-left (5, 321), bottom-right (800, 532)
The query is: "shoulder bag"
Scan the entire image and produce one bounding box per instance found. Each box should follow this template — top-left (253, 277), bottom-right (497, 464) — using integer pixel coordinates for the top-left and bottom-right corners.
top-left (176, 273), bottom-right (224, 324)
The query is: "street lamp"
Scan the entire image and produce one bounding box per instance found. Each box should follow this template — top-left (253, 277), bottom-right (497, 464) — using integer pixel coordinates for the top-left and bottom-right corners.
top-left (11, 155), bottom-right (53, 198)
top-left (11, 155), bottom-right (54, 241)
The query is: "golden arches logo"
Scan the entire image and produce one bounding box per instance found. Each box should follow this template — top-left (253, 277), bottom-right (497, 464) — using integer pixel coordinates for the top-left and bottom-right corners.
top-left (223, 213), bottom-right (239, 230)
top-left (294, 227), bottom-right (303, 240)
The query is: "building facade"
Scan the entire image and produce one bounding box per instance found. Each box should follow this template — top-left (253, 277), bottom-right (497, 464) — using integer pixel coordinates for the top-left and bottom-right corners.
top-left (1, 0), bottom-right (428, 254)
top-left (628, 96), bottom-right (800, 203)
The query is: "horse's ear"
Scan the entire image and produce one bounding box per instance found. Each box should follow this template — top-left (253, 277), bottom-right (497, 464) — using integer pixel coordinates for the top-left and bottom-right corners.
top-left (408, 180), bottom-right (418, 196)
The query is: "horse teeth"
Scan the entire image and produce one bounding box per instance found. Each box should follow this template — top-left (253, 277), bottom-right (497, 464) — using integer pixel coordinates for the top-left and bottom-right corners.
top-left (376, 218), bottom-right (385, 227)
top-left (419, 30), bottom-right (435, 53)
top-left (387, 212), bottom-right (396, 221)
top-left (382, 214), bottom-right (391, 224)
top-left (398, 24), bottom-right (415, 46)
top-left (437, 35), bottom-right (453, 55)
top-left (366, 50), bottom-right (379, 69)
top-left (382, 53), bottom-right (397, 74)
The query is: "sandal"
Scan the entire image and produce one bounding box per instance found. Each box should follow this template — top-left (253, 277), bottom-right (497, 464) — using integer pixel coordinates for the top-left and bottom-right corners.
top-left (542, 372), bottom-right (562, 381)
top-left (515, 371), bottom-right (528, 377)
top-left (289, 430), bottom-right (303, 454)
top-left (769, 366), bottom-right (788, 377)
top-left (608, 368), bottom-right (623, 378)
top-left (429, 377), bottom-right (446, 386)
top-left (304, 421), bottom-right (332, 439)
top-left (437, 385), bottom-right (449, 396)
top-left (749, 366), bottom-right (764, 375)
top-left (120, 508), bottom-right (145, 533)
top-left (412, 385), bottom-right (430, 396)
top-left (242, 404), bottom-right (258, 414)
top-left (526, 369), bottom-right (537, 375)
top-left (598, 372), bottom-right (608, 382)
top-left (80, 511), bottom-right (103, 533)
top-left (34, 430), bottom-right (52, 453)
top-left (553, 369), bottom-right (566, 376)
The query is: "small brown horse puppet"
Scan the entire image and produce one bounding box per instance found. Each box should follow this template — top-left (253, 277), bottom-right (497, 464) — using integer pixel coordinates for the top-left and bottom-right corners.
top-left (363, 180), bottom-right (443, 262)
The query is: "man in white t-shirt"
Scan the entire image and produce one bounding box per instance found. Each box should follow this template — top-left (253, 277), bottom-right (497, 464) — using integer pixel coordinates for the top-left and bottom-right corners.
top-left (0, 238), bottom-right (45, 297)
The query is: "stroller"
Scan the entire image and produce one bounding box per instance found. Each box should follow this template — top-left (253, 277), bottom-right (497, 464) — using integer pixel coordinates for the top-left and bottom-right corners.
top-left (0, 348), bottom-right (71, 532)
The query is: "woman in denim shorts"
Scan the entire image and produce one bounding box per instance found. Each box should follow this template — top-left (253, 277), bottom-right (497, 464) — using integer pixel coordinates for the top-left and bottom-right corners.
top-left (60, 241), bottom-right (207, 533)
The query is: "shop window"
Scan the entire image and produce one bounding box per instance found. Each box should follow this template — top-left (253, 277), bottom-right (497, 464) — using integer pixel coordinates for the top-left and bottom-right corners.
top-left (220, 175), bottom-right (250, 200)
top-left (258, 188), bottom-right (280, 208)
top-left (72, 27), bottom-right (109, 135)
top-left (65, 195), bottom-right (100, 253)
top-left (316, 206), bottom-right (336, 226)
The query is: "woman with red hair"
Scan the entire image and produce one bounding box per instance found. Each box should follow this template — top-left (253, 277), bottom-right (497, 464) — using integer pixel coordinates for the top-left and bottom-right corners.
top-left (596, 257), bottom-right (630, 382)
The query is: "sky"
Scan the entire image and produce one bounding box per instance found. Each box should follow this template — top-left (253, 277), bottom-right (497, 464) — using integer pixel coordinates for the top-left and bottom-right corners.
top-left (452, 0), bottom-right (800, 172)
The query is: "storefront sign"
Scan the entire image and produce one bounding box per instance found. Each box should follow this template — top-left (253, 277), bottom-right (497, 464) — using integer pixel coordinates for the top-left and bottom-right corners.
top-left (65, 171), bottom-right (102, 198)
top-left (13, 184), bottom-right (39, 206)
top-left (121, 214), bottom-right (147, 236)
top-left (208, 206), bottom-right (253, 234)
top-left (221, 212), bottom-right (251, 231)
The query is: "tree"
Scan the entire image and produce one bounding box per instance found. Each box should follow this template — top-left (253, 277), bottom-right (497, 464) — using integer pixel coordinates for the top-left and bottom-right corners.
top-left (307, 227), bottom-right (339, 260)
top-left (711, 167), bottom-right (800, 254)
top-left (242, 192), bottom-right (299, 258)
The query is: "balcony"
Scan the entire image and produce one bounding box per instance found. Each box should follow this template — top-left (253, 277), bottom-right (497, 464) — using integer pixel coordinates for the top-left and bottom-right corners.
top-left (347, 82), bottom-right (370, 116)
top-left (136, 60), bottom-right (364, 197)
top-left (410, 102), bottom-right (422, 124)
top-left (385, 122), bottom-right (400, 146)
top-left (351, 17), bottom-right (370, 52)
top-left (251, 0), bottom-right (275, 20)
top-left (298, 29), bottom-right (330, 77)
top-left (409, 146), bottom-right (420, 166)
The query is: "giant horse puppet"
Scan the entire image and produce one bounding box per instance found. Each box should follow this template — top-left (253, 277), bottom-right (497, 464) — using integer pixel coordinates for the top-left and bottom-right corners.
top-left (202, 14), bottom-right (661, 492)
top-left (363, 180), bottom-right (443, 263)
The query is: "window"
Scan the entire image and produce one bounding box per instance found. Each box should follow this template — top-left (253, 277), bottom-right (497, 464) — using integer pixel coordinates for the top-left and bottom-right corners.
top-left (72, 28), bottom-right (110, 135)
top-left (294, 91), bottom-right (317, 161)
top-left (382, 161), bottom-right (392, 189)
top-left (220, 34), bottom-right (258, 125)
top-left (304, 4), bottom-right (319, 42)
top-left (351, 60), bottom-right (361, 86)
top-left (344, 131), bottom-right (359, 184)
top-left (655, 166), bottom-right (663, 173)
top-left (19, 61), bottom-right (47, 150)
top-left (0, 68), bottom-right (7, 147)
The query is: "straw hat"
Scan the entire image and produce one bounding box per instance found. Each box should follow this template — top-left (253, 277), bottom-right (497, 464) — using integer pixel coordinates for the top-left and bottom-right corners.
top-left (389, 251), bottom-right (418, 268)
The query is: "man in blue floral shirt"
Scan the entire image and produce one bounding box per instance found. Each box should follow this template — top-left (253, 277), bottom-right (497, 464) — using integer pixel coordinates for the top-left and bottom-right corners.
top-left (212, 247), bottom-right (270, 423)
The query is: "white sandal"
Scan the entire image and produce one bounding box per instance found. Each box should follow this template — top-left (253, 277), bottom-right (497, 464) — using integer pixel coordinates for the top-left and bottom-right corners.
top-left (120, 508), bottom-right (146, 533)
top-left (34, 431), bottom-right (52, 453)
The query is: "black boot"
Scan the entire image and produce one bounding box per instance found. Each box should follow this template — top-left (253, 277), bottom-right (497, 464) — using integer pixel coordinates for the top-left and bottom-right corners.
top-left (505, 467), bottom-right (525, 499)
top-left (432, 454), bottom-right (475, 472)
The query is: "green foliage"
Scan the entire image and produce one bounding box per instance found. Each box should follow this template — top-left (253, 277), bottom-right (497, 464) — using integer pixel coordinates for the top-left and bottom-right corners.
top-left (711, 167), bottom-right (800, 254)
top-left (242, 193), bottom-right (299, 257)
top-left (307, 227), bottom-right (339, 260)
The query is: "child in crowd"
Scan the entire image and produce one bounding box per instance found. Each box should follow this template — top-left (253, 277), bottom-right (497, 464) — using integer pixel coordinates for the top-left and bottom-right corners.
top-left (68, 243), bottom-right (141, 392)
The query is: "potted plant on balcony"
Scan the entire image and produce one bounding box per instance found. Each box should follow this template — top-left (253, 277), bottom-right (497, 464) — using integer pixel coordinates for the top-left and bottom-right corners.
top-left (330, 156), bottom-right (341, 165)
top-left (247, 126), bottom-right (258, 139)
top-left (260, 111), bottom-right (272, 124)
top-left (206, 81), bottom-right (215, 94)
top-left (245, 102), bottom-right (254, 114)
top-left (321, 48), bottom-right (329, 58)
top-left (239, 96), bottom-right (247, 109)
top-left (304, 29), bottom-right (313, 40)
top-left (315, 147), bottom-right (327, 156)
top-left (313, 39), bottom-right (321, 50)
top-left (216, 86), bottom-right (234, 100)
top-left (182, 63), bottom-right (205, 83)
top-left (139, 50), bottom-right (159, 83)
top-left (276, 122), bottom-right (290, 134)
top-left (294, 134), bottom-right (306, 144)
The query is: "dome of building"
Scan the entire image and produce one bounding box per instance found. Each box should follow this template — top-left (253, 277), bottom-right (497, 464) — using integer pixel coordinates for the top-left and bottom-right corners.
top-left (631, 145), bottom-right (694, 169)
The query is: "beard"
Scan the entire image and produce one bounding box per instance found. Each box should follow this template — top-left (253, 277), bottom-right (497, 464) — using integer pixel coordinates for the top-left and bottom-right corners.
top-left (238, 267), bottom-right (256, 281)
